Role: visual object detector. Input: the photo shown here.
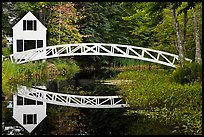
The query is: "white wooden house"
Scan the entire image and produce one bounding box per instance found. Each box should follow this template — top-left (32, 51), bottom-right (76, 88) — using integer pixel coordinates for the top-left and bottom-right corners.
top-left (12, 11), bottom-right (47, 54)
top-left (12, 86), bottom-right (47, 133)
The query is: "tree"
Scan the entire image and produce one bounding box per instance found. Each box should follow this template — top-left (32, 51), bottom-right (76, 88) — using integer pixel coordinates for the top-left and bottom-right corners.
top-left (121, 2), bottom-right (158, 48)
top-left (2, 2), bottom-right (16, 35)
top-left (192, 3), bottom-right (202, 64)
top-left (47, 2), bottom-right (82, 46)
top-left (12, 2), bottom-right (56, 26)
top-left (150, 8), bottom-right (177, 54)
top-left (169, 2), bottom-right (185, 67)
top-left (146, 2), bottom-right (195, 67)
top-left (74, 2), bottom-right (137, 68)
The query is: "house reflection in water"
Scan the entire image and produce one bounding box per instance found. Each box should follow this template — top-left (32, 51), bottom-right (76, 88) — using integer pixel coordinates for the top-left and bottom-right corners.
top-left (12, 88), bottom-right (47, 133)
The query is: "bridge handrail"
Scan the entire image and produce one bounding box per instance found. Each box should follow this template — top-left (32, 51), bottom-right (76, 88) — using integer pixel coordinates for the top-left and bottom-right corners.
top-left (46, 43), bottom-right (180, 58)
top-left (17, 85), bottom-right (128, 108)
top-left (10, 43), bottom-right (192, 67)
top-left (47, 43), bottom-right (192, 64)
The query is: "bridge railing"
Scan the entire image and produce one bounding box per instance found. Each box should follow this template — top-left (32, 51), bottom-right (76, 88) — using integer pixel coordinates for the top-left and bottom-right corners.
top-left (10, 47), bottom-right (45, 64)
top-left (17, 85), bottom-right (129, 108)
top-left (10, 43), bottom-right (192, 68)
top-left (44, 43), bottom-right (192, 68)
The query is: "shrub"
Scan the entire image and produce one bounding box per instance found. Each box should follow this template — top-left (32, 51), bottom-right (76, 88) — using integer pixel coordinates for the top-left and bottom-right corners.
top-left (172, 62), bottom-right (202, 84)
top-left (2, 36), bottom-right (8, 47)
top-left (2, 47), bottom-right (11, 57)
top-left (52, 58), bottom-right (80, 75)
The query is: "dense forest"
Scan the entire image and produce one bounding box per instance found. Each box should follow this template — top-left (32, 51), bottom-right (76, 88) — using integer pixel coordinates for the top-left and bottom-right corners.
top-left (2, 2), bottom-right (202, 67)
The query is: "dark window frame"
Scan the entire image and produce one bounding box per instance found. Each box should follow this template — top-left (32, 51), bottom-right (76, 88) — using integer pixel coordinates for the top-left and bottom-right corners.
top-left (23, 20), bottom-right (37, 31)
top-left (17, 96), bottom-right (23, 105)
top-left (27, 20), bottom-right (33, 30)
top-left (37, 40), bottom-right (43, 48)
top-left (34, 20), bottom-right (37, 31)
top-left (24, 40), bottom-right (36, 51)
top-left (24, 98), bottom-right (36, 105)
top-left (17, 40), bottom-right (23, 52)
top-left (17, 39), bottom-right (43, 52)
top-left (23, 20), bottom-right (26, 30)
top-left (37, 101), bottom-right (43, 105)
top-left (23, 114), bottom-right (37, 125)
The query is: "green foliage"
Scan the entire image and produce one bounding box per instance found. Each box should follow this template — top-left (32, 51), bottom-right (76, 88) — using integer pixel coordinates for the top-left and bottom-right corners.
top-left (2, 36), bottom-right (8, 47)
top-left (117, 70), bottom-right (202, 135)
top-left (47, 2), bottom-right (82, 46)
top-left (12, 2), bottom-right (55, 19)
top-left (109, 58), bottom-right (158, 69)
top-left (2, 68), bottom-right (11, 96)
top-left (2, 47), bottom-right (11, 57)
top-left (76, 2), bottom-right (111, 43)
top-left (75, 2), bottom-right (137, 67)
top-left (2, 59), bottom-right (80, 97)
top-left (149, 8), bottom-right (177, 54)
top-left (122, 2), bottom-right (155, 48)
top-left (2, 60), bottom-right (19, 95)
top-left (2, 60), bottom-right (47, 96)
top-left (2, 2), bottom-right (15, 34)
top-left (2, 37), bottom-right (12, 59)
top-left (112, 58), bottom-right (139, 67)
top-left (51, 58), bottom-right (80, 78)
top-left (172, 62), bottom-right (202, 84)
top-left (74, 3), bottom-right (107, 67)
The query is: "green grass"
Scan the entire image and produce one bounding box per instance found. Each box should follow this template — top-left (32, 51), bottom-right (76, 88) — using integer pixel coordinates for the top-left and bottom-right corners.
top-left (48, 58), bottom-right (80, 80)
top-left (2, 60), bottom-right (47, 96)
top-left (116, 69), bottom-right (202, 135)
top-left (2, 59), bottom-right (80, 97)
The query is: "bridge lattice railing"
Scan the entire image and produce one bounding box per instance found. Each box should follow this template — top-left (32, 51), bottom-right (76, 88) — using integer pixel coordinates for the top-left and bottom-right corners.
top-left (10, 43), bottom-right (192, 68)
top-left (17, 85), bottom-right (128, 108)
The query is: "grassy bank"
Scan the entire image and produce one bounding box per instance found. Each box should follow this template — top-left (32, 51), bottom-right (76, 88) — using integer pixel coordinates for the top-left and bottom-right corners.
top-left (2, 58), bottom-right (80, 97)
top-left (116, 69), bottom-right (202, 135)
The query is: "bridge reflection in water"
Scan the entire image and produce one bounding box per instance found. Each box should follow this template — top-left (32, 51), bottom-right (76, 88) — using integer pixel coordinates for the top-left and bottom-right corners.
top-left (17, 85), bottom-right (128, 108)
top-left (12, 85), bottom-right (128, 133)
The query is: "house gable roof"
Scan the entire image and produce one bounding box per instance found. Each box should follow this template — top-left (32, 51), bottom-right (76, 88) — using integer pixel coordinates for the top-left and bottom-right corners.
top-left (13, 114), bottom-right (47, 133)
top-left (12, 11), bottom-right (47, 30)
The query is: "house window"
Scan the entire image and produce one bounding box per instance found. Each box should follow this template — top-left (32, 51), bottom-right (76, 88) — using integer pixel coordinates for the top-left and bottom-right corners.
top-left (37, 40), bottom-right (43, 48)
top-left (17, 96), bottom-right (43, 105)
top-left (23, 114), bottom-right (37, 125)
top-left (23, 20), bottom-right (37, 31)
top-left (24, 40), bottom-right (36, 50)
top-left (16, 40), bottom-right (43, 52)
top-left (17, 96), bottom-right (23, 105)
top-left (17, 40), bottom-right (23, 52)
top-left (24, 98), bottom-right (36, 105)
top-left (37, 101), bottom-right (43, 105)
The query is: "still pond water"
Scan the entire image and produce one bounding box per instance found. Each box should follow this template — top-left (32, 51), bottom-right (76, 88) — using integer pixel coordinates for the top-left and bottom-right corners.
top-left (2, 69), bottom-right (143, 135)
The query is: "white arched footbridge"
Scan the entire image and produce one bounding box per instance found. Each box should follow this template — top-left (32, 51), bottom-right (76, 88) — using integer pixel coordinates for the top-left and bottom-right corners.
top-left (10, 43), bottom-right (192, 68)
top-left (16, 85), bottom-right (129, 108)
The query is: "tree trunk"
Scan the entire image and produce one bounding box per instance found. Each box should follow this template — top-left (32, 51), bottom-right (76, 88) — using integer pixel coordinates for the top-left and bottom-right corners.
top-left (182, 8), bottom-right (188, 54)
top-left (183, 9), bottom-right (188, 44)
top-left (170, 3), bottom-right (185, 67)
top-left (192, 5), bottom-right (202, 64)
